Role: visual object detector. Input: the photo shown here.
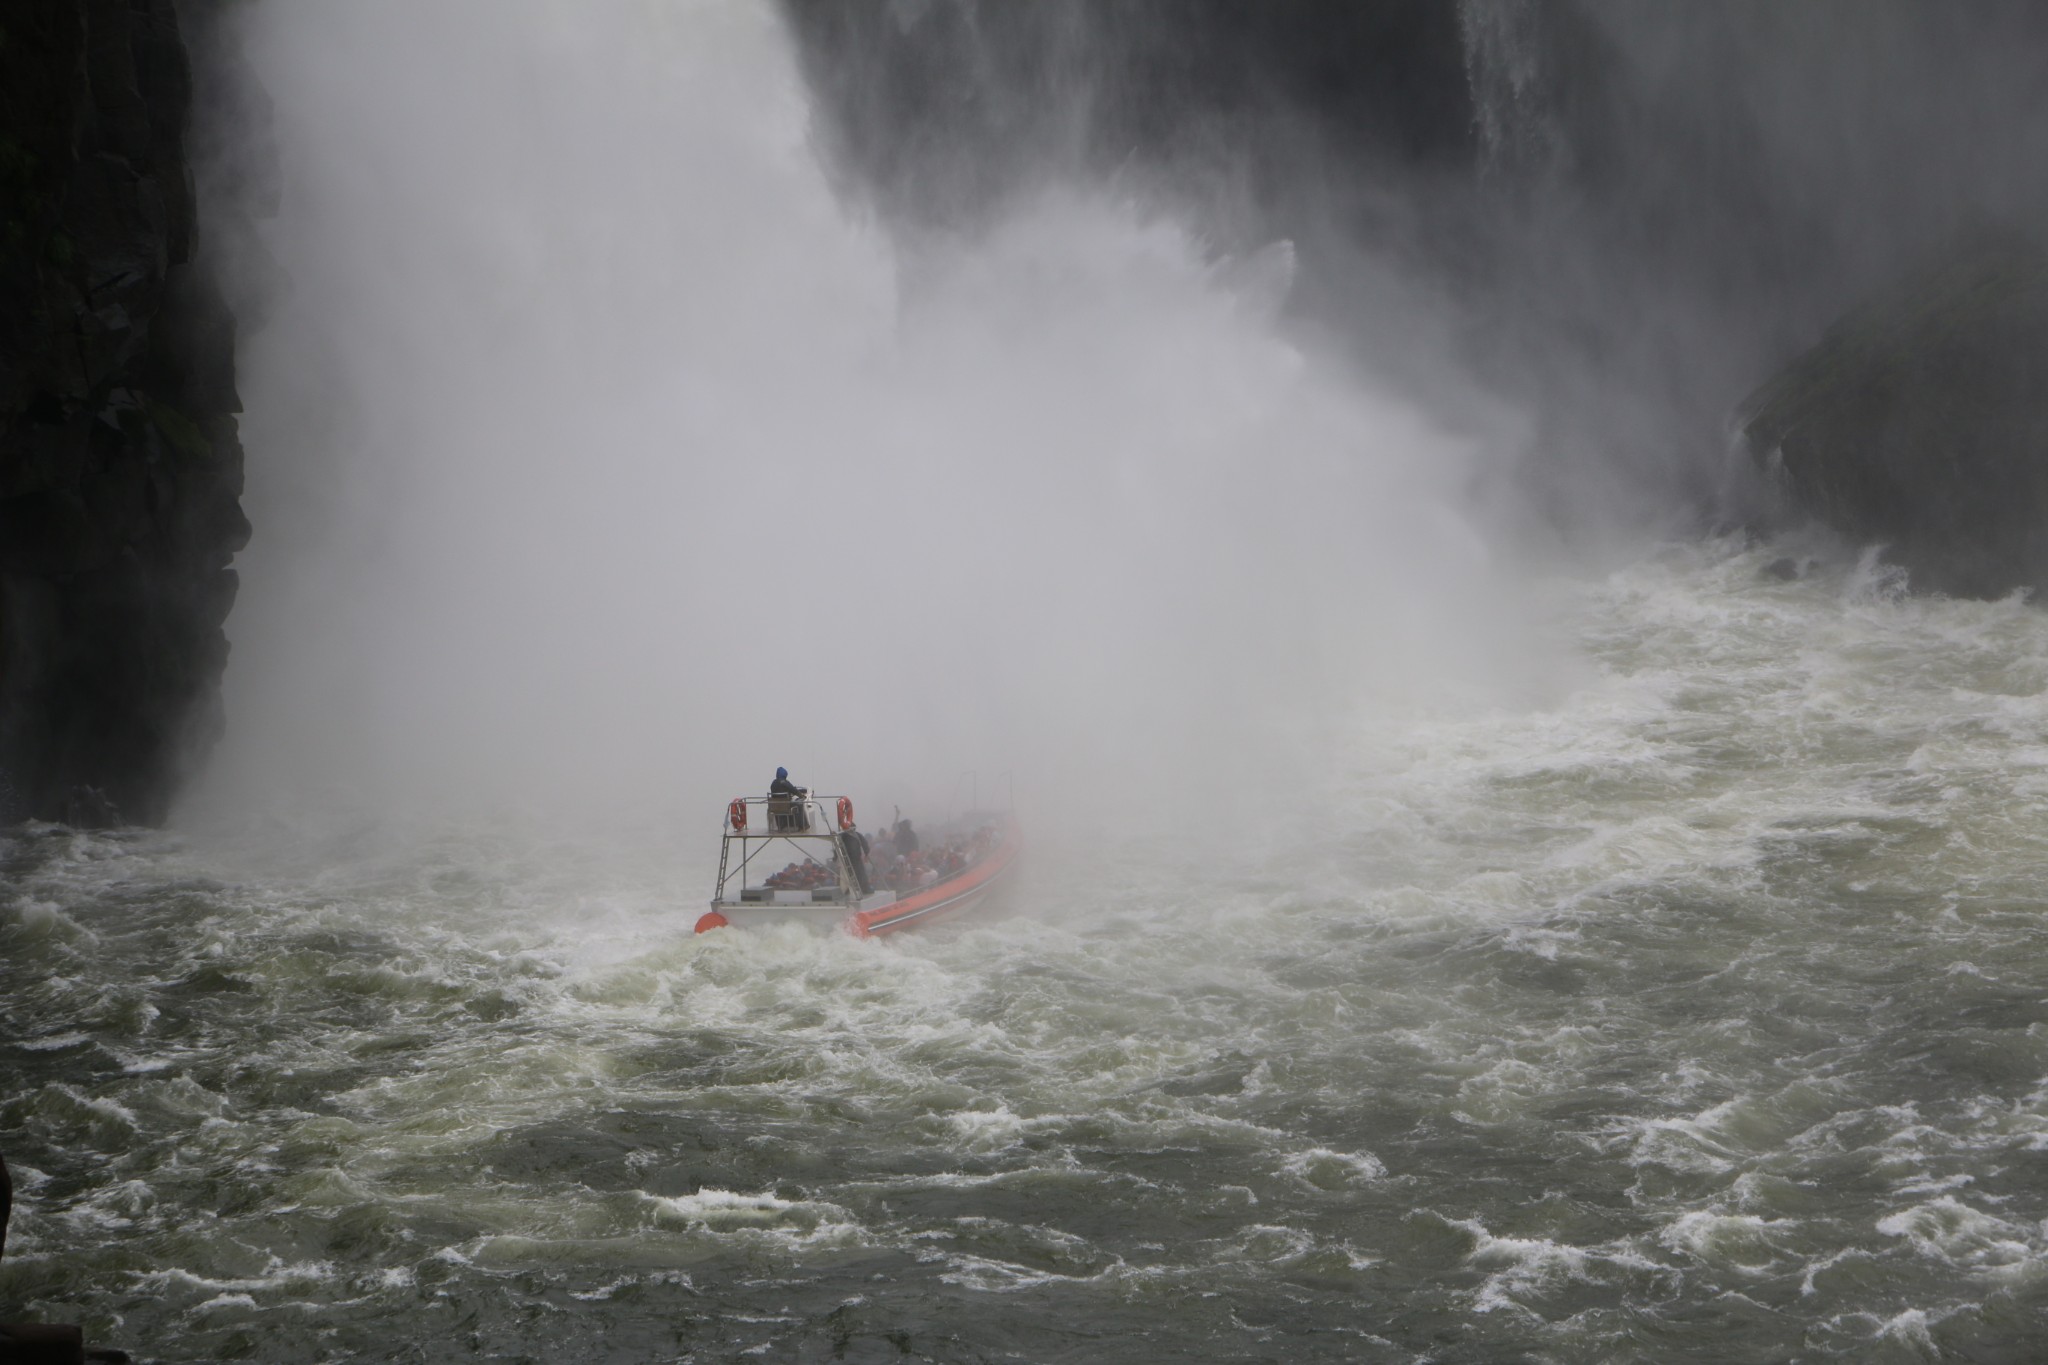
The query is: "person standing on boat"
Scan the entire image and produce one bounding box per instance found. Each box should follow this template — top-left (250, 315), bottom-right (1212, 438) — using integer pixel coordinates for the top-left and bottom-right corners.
top-left (894, 817), bottom-right (919, 854)
top-left (841, 824), bottom-right (875, 895)
top-left (768, 766), bottom-right (809, 831)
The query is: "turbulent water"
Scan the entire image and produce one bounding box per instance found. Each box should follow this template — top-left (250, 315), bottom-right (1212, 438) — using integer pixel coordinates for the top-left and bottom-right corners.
top-left (8, 542), bottom-right (2048, 1362)
top-left (9, 1), bottom-right (2048, 1359)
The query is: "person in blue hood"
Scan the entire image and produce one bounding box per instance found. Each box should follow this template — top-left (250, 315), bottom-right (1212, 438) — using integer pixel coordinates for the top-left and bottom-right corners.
top-left (767, 766), bottom-right (809, 830)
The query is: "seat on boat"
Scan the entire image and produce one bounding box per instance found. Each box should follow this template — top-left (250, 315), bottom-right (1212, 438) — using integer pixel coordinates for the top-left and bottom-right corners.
top-left (766, 797), bottom-right (809, 831)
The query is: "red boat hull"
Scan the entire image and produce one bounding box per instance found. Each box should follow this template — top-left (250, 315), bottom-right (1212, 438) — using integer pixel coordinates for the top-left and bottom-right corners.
top-left (848, 818), bottom-right (1021, 937)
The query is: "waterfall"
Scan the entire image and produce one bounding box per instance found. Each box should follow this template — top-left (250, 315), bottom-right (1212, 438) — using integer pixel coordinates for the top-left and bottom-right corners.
top-left (204, 0), bottom-right (1534, 832)
top-left (1458, 0), bottom-right (1565, 183)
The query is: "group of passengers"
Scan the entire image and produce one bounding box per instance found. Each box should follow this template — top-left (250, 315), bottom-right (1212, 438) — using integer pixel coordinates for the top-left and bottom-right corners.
top-left (759, 767), bottom-right (996, 896)
top-left (869, 818), bottom-right (999, 893)
top-left (762, 859), bottom-right (835, 891)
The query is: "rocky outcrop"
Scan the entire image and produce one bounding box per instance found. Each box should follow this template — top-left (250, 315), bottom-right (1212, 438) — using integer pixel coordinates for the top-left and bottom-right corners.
top-left (0, 1153), bottom-right (134, 1362)
top-left (782, 1), bottom-right (2048, 525)
top-left (1739, 236), bottom-right (2048, 598)
top-left (779, 0), bottom-right (1475, 236)
top-left (0, 0), bottom-right (249, 825)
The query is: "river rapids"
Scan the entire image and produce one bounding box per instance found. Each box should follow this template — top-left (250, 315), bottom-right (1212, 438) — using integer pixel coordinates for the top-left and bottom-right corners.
top-left (11, 0), bottom-right (2048, 1358)
top-left (9, 543), bottom-right (2048, 1361)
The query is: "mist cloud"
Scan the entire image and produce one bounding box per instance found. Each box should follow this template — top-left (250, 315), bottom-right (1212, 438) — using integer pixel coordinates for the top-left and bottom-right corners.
top-left (197, 0), bottom-right (1545, 840)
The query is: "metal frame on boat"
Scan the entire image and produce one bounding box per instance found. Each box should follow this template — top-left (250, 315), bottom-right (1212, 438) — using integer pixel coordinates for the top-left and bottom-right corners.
top-left (698, 793), bottom-right (1018, 938)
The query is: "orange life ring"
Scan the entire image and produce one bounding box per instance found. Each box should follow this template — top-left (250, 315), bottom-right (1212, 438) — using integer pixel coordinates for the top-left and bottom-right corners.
top-left (837, 796), bottom-right (854, 831)
top-left (728, 798), bottom-right (747, 833)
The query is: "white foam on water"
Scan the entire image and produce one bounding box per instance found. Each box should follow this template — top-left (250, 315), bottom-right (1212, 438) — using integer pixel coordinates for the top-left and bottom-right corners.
top-left (1278, 1147), bottom-right (1387, 1188)
top-left (1451, 1218), bottom-right (1597, 1316)
top-left (1656, 1210), bottom-right (1800, 1275)
top-left (135, 1262), bottom-right (340, 1294)
top-left (568, 1270), bottom-right (692, 1301)
top-left (18, 1032), bottom-right (92, 1052)
top-left (640, 1188), bottom-right (865, 1247)
top-left (1877, 1197), bottom-right (2043, 1275)
top-left (1875, 1307), bottom-right (1939, 1351)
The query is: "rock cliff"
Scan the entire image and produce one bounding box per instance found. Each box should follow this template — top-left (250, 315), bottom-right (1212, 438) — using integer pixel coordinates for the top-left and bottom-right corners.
top-left (780, 0), bottom-right (1475, 238)
top-left (782, 1), bottom-right (2048, 522)
top-left (0, 0), bottom-right (248, 825)
top-left (1740, 237), bottom-right (2048, 599)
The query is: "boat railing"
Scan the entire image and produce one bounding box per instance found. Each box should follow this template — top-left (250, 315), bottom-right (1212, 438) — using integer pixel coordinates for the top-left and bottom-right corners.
top-left (707, 794), bottom-right (1018, 917)
top-left (720, 794), bottom-right (859, 839)
top-left (711, 792), bottom-right (881, 912)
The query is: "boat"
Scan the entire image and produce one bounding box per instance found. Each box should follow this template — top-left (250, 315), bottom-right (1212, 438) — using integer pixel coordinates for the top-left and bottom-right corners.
top-left (694, 791), bottom-right (1019, 938)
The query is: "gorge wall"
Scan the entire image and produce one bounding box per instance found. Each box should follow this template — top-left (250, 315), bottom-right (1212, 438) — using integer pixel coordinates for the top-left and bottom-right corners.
top-left (782, 0), bottom-right (2048, 527)
top-left (0, 0), bottom-right (249, 825)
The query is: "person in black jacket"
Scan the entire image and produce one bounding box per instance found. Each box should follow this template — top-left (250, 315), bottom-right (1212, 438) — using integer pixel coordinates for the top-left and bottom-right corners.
top-left (841, 826), bottom-right (874, 895)
top-left (768, 766), bottom-right (808, 831)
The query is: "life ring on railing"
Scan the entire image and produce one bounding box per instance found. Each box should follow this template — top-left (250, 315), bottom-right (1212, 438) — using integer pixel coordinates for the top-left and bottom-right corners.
top-left (728, 798), bottom-right (747, 833)
top-left (837, 796), bottom-right (855, 831)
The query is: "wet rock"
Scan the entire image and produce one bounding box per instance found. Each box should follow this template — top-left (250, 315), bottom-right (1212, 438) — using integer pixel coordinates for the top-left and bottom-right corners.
top-left (0, 0), bottom-right (254, 824)
top-left (0, 1326), bottom-right (133, 1363)
top-left (781, 0), bottom-right (1474, 230)
top-left (1739, 235), bottom-right (2048, 598)
top-left (58, 784), bottom-right (120, 828)
top-left (0, 1322), bottom-right (85, 1364)
top-left (0, 1154), bottom-right (131, 1362)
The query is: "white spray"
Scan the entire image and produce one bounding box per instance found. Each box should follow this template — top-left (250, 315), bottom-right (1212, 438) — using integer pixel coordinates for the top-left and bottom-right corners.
top-left (202, 0), bottom-right (1545, 848)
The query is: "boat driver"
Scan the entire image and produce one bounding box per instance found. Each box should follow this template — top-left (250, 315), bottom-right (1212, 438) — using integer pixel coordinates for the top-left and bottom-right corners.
top-left (768, 766), bottom-right (809, 831)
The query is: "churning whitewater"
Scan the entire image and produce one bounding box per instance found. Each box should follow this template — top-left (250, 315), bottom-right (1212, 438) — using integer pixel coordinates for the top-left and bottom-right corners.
top-left (11, 545), bottom-right (2048, 1360)
top-left (7, 0), bottom-right (2048, 1361)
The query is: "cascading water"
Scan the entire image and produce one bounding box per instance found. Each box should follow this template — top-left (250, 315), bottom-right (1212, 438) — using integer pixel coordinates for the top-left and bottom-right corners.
top-left (7, 3), bottom-right (2048, 1362)
top-left (197, 0), bottom-right (1522, 835)
top-left (1458, 0), bottom-right (1565, 183)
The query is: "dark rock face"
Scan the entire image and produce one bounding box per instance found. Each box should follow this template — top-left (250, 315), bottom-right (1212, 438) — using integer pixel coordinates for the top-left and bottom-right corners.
top-left (782, 0), bottom-right (2048, 525)
top-left (1740, 239), bottom-right (2048, 598)
top-left (779, 0), bottom-right (1475, 238)
top-left (0, 0), bottom-right (248, 825)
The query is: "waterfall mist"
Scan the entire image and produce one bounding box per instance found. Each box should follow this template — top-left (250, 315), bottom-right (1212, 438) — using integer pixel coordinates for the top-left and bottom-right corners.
top-left (772, 1), bottom-right (2048, 546)
top-left (193, 0), bottom-right (1549, 843)
top-left (1460, 0), bottom-right (2048, 530)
